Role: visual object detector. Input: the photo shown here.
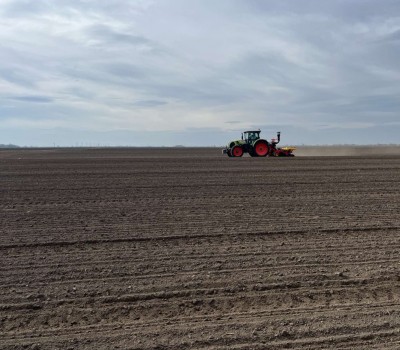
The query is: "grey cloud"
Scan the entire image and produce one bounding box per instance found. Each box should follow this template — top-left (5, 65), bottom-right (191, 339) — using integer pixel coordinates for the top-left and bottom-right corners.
top-left (148, 81), bottom-right (248, 107)
top-left (227, 52), bottom-right (303, 88)
top-left (354, 95), bottom-right (400, 112)
top-left (103, 63), bottom-right (146, 80)
top-left (0, 68), bottom-right (36, 88)
top-left (9, 96), bottom-right (53, 103)
top-left (241, 0), bottom-right (400, 20)
top-left (58, 63), bottom-right (145, 94)
top-left (85, 24), bottom-right (153, 47)
top-left (376, 29), bottom-right (400, 43)
top-left (133, 100), bottom-right (167, 107)
top-left (1, 0), bottom-right (50, 18)
top-left (1, 0), bottom-right (150, 19)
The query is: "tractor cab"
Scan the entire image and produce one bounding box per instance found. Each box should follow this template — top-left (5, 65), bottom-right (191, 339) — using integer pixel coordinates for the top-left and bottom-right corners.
top-left (242, 130), bottom-right (260, 143)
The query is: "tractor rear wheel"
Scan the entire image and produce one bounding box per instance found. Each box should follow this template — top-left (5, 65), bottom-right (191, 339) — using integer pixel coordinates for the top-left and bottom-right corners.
top-left (254, 140), bottom-right (269, 157)
top-left (231, 145), bottom-right (243, 157)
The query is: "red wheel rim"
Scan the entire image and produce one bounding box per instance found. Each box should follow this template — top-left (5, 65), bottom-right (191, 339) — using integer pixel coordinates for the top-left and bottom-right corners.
top-left (255, 142), bottom-right (268, 156)
top-left (232, 146), bottom-right (243, 157)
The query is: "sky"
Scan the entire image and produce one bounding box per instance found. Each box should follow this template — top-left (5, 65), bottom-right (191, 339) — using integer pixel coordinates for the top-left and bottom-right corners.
top-left (1, 0), bottom-right (400, 146)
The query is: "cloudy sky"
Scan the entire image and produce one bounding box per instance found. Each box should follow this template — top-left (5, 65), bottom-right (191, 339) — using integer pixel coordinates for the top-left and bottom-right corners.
top-left (1, 0), bottom-right (400, 146)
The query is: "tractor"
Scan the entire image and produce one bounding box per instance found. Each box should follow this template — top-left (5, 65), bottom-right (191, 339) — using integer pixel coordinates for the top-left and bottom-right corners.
top-left (222, 130), bottom-right (295, 157)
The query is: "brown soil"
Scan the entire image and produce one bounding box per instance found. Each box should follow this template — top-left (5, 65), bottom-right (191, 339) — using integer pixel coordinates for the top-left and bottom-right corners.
top-left (295, 145), bottom-right (400, 157)
top-left (1, 147), bottom-right (399, 349)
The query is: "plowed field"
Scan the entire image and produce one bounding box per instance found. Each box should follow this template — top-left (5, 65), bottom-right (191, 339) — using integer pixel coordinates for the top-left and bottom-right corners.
top-left (1, 148), bottom-right (400, 349)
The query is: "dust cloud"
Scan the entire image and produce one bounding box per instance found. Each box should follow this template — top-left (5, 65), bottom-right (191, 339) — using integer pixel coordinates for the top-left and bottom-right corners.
top-left (295, 145), bottom-right (400, 157)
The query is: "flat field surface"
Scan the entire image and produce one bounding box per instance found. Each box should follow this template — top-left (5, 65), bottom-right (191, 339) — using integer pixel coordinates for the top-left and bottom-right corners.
top-left (1, 147), bottom-right (400, 349)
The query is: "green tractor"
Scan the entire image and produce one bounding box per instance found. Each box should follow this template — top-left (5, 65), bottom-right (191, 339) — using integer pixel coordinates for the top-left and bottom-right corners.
top-left (222, 130), bottom-right (295, 157)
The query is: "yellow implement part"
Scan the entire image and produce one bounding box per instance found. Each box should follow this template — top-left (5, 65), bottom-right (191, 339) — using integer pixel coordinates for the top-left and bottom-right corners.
top-left (281, 147), bottom-right (296, 151)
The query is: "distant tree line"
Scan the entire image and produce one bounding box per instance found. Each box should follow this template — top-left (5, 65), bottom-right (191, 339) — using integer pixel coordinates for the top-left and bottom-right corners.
top-left (0, 144), bottom-right (19, 148)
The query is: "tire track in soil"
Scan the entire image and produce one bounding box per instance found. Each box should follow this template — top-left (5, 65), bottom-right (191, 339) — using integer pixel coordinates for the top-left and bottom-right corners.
top-left (1, 148), bottom-right (400, 349)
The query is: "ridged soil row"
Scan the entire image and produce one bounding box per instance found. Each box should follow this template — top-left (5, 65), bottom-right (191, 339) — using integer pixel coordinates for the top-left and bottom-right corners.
top-left (0, 149), bottom-right (400, 349)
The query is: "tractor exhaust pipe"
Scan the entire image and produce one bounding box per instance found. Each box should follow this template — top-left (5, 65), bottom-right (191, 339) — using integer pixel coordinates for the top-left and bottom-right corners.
top-left (277, 132), bottom-right (281, 144)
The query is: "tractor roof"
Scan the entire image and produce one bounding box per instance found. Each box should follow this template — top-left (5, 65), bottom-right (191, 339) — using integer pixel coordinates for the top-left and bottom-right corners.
top-left (243, 130), bottom-right (261, 133)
